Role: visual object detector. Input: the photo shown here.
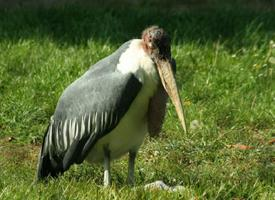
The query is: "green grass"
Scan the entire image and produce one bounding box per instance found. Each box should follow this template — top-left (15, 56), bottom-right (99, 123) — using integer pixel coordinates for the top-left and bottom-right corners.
top-left (0, 2), bottom-right (275, 199)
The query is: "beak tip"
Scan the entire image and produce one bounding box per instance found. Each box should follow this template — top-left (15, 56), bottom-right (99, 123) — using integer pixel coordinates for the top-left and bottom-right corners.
top-left (181, 120), bottom-right (187, 134)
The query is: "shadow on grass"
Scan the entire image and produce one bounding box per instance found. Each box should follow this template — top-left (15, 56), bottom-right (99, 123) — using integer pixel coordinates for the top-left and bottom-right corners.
top-left (0, 4), bottom-right (275, 48)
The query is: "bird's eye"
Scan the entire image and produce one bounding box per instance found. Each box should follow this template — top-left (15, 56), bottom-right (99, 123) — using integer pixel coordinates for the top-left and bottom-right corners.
top-left (156, 31), bottom-right (161, 37)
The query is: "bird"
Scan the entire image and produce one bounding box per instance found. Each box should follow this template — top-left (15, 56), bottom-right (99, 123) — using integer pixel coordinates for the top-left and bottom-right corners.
top-left (36, 26), bottom-right (187, 186)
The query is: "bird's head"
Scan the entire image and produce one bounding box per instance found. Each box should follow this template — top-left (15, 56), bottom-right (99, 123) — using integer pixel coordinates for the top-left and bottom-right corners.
top-left (142, 26), bottom-right (187, 133)
top-left (142, 26), bottom-right (171, 60)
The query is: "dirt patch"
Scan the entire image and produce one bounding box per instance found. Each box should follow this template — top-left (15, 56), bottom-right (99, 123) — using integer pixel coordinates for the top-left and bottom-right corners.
top-left (0, 137), bottom-right (40, 165)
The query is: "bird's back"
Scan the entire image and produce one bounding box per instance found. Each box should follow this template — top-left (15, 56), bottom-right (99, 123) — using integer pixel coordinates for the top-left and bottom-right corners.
top-left (53, 40), bottom-right (132, 121)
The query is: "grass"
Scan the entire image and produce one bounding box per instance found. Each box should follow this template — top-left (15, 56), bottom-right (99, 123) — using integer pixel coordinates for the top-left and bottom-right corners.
top-left (0, 2), bottom-right (275, 199)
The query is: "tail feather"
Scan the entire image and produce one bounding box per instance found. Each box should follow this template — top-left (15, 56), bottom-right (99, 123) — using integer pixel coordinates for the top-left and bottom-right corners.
top-left (36, 125), bottom-right (64, 181)
top-left (36, 114), bottom-right (99, 181)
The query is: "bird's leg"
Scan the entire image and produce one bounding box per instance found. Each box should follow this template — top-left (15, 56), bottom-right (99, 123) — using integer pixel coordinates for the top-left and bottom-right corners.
top-left (127, 151), bottom-right (137, 186)
top-left (103, 147), bottom-right (111, 187)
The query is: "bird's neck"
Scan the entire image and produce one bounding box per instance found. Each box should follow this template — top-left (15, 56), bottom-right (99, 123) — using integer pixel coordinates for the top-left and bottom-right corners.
top-left (117, 39), bottom-right (159, 86)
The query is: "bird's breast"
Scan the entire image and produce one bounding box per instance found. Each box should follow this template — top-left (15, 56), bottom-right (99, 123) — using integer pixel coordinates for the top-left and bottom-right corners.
top-left (85, 85), bottom-right (153, 163)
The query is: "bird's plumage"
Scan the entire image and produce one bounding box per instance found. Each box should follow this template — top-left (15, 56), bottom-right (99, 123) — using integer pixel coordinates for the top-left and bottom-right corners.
top-left (37, 40), bottom-right (145, 179)
top-left (37, 39), bottom-right (170, 180)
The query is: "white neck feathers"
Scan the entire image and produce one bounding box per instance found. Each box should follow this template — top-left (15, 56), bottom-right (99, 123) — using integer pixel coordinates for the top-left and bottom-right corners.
top-left (117, 39), bottom-right (159, 84)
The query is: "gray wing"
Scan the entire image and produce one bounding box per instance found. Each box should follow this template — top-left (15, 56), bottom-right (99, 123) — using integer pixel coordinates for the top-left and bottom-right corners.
top-left (37, 42), bottom-right (142, 180)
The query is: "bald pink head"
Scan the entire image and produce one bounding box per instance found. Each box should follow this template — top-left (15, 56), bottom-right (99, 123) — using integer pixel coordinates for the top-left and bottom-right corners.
top-left (141, 26), bottom-right (171, 60)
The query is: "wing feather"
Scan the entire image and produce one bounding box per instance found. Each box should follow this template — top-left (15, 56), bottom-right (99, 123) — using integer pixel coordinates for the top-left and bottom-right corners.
top-left (37, 71), bottom-right (142, 180)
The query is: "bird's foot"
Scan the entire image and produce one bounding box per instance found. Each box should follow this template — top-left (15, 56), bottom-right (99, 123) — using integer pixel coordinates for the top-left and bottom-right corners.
top-left (126, 177), bottom-right (135, 186)
top-left (144, 180), bottom-right (185, 192)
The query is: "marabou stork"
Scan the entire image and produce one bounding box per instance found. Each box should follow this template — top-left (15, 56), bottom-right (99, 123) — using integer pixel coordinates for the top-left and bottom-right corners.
top-left (37, 26), bottom-right (187, 186)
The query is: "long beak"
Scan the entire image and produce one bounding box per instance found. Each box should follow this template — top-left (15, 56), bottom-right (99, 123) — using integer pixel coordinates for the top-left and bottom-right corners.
top-left (156, 59), bottom-right (187, 133)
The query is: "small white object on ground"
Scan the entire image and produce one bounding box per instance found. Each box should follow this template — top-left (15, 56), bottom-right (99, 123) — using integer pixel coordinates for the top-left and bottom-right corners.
top-left (144, 180), bottom-right (185, 192)
top-left (190, 119), bottom-right (203, 131)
